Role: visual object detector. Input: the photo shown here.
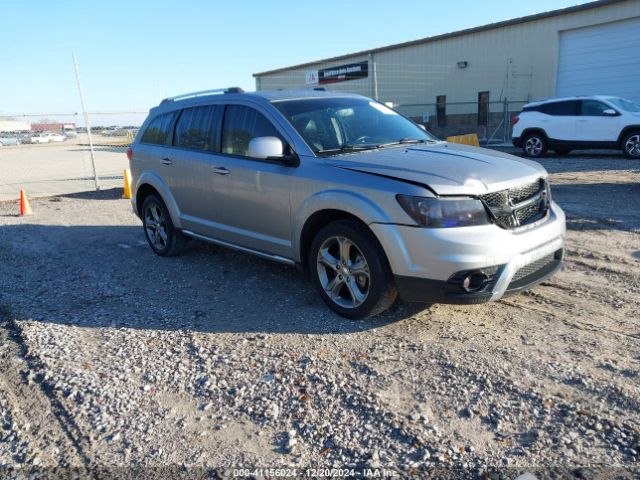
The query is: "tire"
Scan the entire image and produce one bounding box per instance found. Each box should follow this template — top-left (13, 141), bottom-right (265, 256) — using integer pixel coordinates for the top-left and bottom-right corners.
top-left (554, 149), bottom-right (571, 155)
top-left (522, 132), bottom-right (547, 158)
top-left (308, 220), bottom-right (397, 319)
top-left (622, 131), bottom-right (640, 159)
top-left (141, 194), bottom-right (185, 256)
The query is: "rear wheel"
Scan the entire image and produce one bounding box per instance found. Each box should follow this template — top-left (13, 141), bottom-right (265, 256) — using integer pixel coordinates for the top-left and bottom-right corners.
top-left (522, 133), bottom-right (547, 158)
top-left (622, 131), bottom-right (640, 159)
top-left (141, 194), bottom-right (185, 256)
top-left (309, 220), bottom-right (397, 319)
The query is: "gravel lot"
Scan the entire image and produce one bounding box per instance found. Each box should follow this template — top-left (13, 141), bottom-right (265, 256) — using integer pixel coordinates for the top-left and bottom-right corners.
top-left (1, 152), bottom-right (639, 478)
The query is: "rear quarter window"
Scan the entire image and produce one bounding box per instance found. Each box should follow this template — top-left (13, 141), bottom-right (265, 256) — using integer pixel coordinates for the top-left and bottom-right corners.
top-left (140, 112), bottom-right (176, 145)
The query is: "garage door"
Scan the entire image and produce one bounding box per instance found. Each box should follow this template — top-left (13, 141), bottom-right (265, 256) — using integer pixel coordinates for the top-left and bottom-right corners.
top-left (556, 17), bottom-right (640, 104)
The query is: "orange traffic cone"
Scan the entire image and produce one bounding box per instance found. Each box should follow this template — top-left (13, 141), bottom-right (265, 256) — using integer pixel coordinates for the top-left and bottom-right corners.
top-left (19, 190), bottom-right (33, 216)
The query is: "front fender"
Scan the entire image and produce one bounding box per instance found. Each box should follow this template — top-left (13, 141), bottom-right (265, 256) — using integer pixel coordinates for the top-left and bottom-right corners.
top-left (134, 172), bottom-right (182, 229)
top-left (292, 189), bottom-right (393, 262)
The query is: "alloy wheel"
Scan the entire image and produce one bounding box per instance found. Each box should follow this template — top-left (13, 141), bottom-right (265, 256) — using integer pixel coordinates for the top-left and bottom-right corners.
top-left (524, 136), bottom-right (543, 156)
top-left (144, 203), bottom-right (169, 250)
top-left (625, 134), bottom-right (640, 157)
top-left (316, 236), bottom-right (370, 309)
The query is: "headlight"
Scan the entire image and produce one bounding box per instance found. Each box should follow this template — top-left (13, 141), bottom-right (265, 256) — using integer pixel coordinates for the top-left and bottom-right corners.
top-left (396, 195), bottom-right (489, 228)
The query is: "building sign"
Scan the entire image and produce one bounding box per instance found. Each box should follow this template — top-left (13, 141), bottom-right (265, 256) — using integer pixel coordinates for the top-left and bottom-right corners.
top-left (318, 61), bottom-right (368, 84)
top-left (305, 70), bottom-right (319, 85)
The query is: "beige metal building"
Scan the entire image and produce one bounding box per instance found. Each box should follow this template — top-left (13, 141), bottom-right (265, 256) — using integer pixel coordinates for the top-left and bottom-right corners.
top-left (253, 0), bottom-right (640, 140)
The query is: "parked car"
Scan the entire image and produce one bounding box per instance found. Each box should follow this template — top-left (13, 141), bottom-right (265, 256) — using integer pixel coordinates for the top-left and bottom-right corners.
top-left (0, 133), bottom-right (21, 146)
top-left (129, 88), bottom-right (565, 319)
top-left (512, 95), bottom-right (640, 158)
top-left (24, 131), bottom-right (67, 143)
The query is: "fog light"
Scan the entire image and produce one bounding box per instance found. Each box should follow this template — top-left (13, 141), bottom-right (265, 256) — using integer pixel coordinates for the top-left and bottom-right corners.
top-left (462, 272), bottom-right (488, 292)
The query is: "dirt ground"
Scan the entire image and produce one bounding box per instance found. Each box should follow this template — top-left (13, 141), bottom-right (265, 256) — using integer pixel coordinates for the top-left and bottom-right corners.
top-left (0, 152), bottom-right (639, 479)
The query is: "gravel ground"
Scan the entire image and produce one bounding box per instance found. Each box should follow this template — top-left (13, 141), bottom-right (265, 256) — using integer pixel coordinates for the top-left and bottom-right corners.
top-left (0, 153), bottom-right (639, 479)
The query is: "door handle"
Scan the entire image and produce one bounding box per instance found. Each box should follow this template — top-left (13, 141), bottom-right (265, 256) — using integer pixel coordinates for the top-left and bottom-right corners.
top-left (578, 119), bottom-right (588, 122)
top-left (212, 166), bottom-right (230, 175)
top-left (161, 158), bottom-right (172, 165)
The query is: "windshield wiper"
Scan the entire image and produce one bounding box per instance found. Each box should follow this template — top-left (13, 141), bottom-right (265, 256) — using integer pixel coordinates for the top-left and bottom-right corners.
top-left (317, 144), bottom-right (379, 155)
top-left (317, 138), bottom-right (434, 155)
top-left (375, 137), bottom-right (432, 148)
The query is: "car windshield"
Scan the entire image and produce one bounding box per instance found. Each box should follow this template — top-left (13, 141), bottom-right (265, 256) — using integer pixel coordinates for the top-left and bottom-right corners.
top-left (273, 97), bottom-right (437, 156)
top-left (607, 97), bottom-right (640, 112)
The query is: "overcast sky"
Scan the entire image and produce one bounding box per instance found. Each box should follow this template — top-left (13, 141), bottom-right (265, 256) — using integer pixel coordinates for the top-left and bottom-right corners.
top-left (0, 0), bottom-right (587, 125)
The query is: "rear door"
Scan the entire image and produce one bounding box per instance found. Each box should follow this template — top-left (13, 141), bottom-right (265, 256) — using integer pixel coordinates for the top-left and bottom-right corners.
top-left (538, 100), bottom-right (579, 140)
top-left (166, 104), bottom-right (223, 236)
top-left (574, 99), bottom-right (620, 142)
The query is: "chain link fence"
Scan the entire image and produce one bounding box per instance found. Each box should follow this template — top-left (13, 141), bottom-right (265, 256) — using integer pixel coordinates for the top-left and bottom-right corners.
top-left (0, 112), bottom-right (146, 201)
top-left (394, 100), bottom-right (529, 144)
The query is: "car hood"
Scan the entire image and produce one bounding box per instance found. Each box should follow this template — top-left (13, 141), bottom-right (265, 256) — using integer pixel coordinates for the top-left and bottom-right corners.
top-left (327, 142), bottom-right (547, 195)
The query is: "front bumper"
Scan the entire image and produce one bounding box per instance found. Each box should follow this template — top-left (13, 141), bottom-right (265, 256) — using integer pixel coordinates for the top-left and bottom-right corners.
top-left (370, 201), bottom-right (566, 304)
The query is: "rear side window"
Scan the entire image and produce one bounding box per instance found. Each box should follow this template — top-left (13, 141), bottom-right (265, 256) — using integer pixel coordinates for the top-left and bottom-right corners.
top-left (141, 112), bottom-right (176, 145)
top-left (174, 105), bottom-right (217, 151)
top-left (221, 105), bottom-right (283, 157)
top-left (539, 101), bottom-right (579, 116)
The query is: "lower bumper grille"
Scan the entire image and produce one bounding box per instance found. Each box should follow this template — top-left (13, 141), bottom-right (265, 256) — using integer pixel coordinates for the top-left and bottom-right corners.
top-left (512, 253), bottom-right (555, 283)
top-left (507, 249), bottom-right (563, 291)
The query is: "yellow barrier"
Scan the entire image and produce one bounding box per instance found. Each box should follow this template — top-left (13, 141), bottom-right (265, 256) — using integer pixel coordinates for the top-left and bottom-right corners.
top-left (446, 133), bottom-right (480, 147)
top-left (123, 169), bottom-right (132, 199)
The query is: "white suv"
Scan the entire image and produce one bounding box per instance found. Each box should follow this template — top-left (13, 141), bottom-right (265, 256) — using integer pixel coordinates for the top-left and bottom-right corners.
top-left (512, 96), bottom-right (640, 158)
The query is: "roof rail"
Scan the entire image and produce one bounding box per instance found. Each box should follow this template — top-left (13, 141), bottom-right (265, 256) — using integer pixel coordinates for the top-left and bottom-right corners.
top-left (161, 87), bottom-right (245, 103)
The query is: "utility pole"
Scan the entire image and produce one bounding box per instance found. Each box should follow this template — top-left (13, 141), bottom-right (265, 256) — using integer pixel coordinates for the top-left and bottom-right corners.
top-left (72, 52), bottom-right (100, 191)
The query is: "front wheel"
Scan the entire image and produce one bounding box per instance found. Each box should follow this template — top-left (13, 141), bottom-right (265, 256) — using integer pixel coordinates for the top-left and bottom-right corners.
top-left (309, 220), bottom-right (397, 319)
top-left (622, 131), bottom-right (640, 159)
top-left (522, 133), bottom-right (547, 158)
top-left (141, 194), bottom-right (185, 256)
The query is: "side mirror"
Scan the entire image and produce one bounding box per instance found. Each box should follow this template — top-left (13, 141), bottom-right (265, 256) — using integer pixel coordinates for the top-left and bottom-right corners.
top-left (602, 109), bottom-right (618, 116)
top-left (247, 136), bottom-right (300, 167)
top-left (248, 136), bottom-right (284, 159)
top-left (418, 124), bottom-right (427, 131)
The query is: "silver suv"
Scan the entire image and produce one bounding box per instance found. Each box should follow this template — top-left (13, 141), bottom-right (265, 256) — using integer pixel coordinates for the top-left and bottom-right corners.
top-left (130, 88), bottom-right (565, 319)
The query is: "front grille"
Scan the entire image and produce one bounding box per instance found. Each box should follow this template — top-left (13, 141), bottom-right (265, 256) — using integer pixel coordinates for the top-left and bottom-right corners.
top-left (480, 178), bottom-right (550, 229)
top-left (511, 253), bottom-right (555, 283)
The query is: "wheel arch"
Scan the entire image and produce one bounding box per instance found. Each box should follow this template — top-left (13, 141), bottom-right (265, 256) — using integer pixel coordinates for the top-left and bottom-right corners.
top-left (521, 128), bottom-right (548, 140)
top-left (295, 190), bottom-right (393, 270)
top-left (298, 209), bottom-right (373, 271)
top-left (617, 125), bottom-right (640, 146)
top-left (134, 171), bottom-right (182, 228)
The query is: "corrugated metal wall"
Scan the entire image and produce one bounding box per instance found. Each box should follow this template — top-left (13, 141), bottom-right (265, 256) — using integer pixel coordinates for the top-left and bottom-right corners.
top-left (255, 1), bottom-right (640, 107)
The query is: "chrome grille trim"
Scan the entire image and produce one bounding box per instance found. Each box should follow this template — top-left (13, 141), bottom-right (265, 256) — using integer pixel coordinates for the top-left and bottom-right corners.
top-left (480, 178), bottom-right (550, 229)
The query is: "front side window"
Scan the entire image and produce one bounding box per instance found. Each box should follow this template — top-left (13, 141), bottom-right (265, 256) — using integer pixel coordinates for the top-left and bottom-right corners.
top-left (540, 101), bottom-right (579, 116)
top-left (273, 97), bottom-right (435, 155)
top-left (607, 97), bottom-right (640, 112)
top-left (221, 105), bottom-right (283, 156)
top-left (140, 112), bottom-right (176, 145)
top-left (580, 100), bottom-right (611, 116)
top-left (174, 105), bottom-right (217, 151)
